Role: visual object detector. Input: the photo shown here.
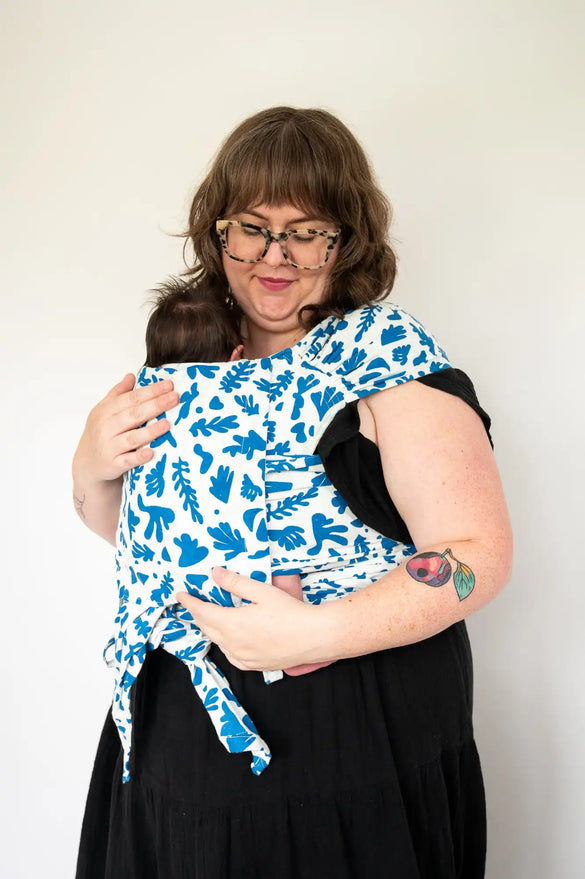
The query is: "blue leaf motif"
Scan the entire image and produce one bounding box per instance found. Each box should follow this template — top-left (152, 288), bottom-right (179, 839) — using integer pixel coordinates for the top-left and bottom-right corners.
top-left (234, 394), bottom-right (259, 415)
top-left (339, 347), bottom-right (368, 374)
top-left (171, 458), bottom-right (203, 524)
top-left (392, 344), bottom-right (411, 366)
top-left (291, 374), bottom-right (320, 419)
top-left (253, 369), bottom-right (294, 400)
top-left (381, 323), bottom-right (407, 344)
top-left (209, 465), bottom-right (234, 504)
top-left (145, 454), bottom-right (167, 497)
top-left (219, 361), bottom-right (256, 392)
top-left (128, 466), bottom-right (143, 494)
top-left (189, 415), bottom-right (239, 438)
top-left (222, 429), bottom-right (266, 461)
top-left (241, 474), bottom-right (262, 501)
top-left (175, 382), bottom-right (199, 424)
top-left (127, 504), bottom-right (140, 538)
top-left (310, 387), bottom-right (345, 418)
top-left (267, 486), bottom-right (319, 521)
top-left (174, 643), bottom-right (207, 661)
top-left (203, 688), bottom-right (219, 710)
top-left (268, 525), bottom-right (307, 550)
top-left (131, 542), bottom-right (155, 562)
top-left (355, 306), bottom-right (382, 342)
top-left (321, 339), bottom-right (344, 363)
top-left (150, 570), bottom-right (174, 604)
top-left (410, 322), bottom-right (436, 354)
top-left (219, 702), bottom-right (257, 751)
top-left (207, 522), bottom-right (247, 560)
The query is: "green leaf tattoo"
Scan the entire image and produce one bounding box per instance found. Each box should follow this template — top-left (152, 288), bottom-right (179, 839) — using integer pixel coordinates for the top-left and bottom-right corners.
top-left (405, 548), bottom-right (475, 601)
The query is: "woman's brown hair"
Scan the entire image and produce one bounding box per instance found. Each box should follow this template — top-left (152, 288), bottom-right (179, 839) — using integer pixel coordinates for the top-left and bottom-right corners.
top-left (182, 106), bottom-right (397, 329)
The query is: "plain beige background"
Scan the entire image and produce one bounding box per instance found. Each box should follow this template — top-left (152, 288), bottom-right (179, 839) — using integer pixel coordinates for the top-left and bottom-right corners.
top-left (1, 1), bottom-right (583, 876)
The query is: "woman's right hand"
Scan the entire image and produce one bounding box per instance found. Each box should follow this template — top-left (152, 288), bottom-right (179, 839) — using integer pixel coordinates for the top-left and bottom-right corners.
top-left (72, 373), bottom-right (179, 543)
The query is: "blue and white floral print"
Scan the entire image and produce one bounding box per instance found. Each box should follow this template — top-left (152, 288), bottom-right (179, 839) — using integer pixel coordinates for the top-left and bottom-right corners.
top-left (107, 303), bottom-right (451, 781)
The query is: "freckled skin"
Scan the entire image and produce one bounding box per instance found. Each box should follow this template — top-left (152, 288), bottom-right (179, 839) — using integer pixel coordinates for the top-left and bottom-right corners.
top-left (406, 551), bottom-right (452, 587)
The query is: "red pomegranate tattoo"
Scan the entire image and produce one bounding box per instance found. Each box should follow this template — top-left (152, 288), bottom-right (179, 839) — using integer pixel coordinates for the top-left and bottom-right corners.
top-left (406, 548), bottom-right (475, 601)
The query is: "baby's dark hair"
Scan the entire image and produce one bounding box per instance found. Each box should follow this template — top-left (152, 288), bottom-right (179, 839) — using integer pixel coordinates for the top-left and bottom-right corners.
top-left (145, 277), bottom-right (242, 367)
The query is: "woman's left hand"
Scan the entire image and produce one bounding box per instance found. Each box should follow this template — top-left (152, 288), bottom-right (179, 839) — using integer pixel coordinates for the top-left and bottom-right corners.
top-left (176, 567), bottom-right (331, 671)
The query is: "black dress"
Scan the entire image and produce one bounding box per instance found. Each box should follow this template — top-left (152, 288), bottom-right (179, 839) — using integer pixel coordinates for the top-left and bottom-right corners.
top-left (76, 369), bottom-right (491, 879)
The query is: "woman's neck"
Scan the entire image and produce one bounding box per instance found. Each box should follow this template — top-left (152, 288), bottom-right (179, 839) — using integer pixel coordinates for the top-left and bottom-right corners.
top-left (242, 324), bottom-right (306, 360)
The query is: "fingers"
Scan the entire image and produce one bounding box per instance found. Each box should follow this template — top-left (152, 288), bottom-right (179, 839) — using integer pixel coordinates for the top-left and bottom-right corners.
top-left (105, 373), bottom-right (137, 399)
top-left (212, 567), bottom-right (274, 603)
top-left (109, 391), bottom-right (179, 436)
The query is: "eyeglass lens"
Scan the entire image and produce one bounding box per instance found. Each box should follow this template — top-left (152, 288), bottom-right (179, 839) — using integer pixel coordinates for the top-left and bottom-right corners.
top-left (225, 225), bottom-right (329, 268)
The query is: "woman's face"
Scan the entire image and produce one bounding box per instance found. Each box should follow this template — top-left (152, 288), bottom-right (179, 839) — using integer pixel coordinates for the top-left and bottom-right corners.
top-left (221, 203), bottom-right (339, 354)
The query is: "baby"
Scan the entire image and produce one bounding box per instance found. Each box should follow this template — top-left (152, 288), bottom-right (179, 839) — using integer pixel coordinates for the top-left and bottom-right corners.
top-left (144, 279), bottom-right (331, 676)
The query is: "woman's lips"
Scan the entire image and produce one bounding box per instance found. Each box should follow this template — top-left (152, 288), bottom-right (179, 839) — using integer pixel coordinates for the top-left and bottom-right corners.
top-left (257, 276), bottom-right (294, 291)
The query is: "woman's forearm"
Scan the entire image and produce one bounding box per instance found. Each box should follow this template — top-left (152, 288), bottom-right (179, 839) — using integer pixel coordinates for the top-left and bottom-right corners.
top-left (72, 473), bottom-right (122, 546)
top-left (314, 534), bottom-right (512, 663)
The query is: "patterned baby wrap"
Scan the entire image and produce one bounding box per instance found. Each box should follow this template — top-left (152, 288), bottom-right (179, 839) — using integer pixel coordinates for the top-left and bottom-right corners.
top-left (106, 303), bottom-right (451, 780)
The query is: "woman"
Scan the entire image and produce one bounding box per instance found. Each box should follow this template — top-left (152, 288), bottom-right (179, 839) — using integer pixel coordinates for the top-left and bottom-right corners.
top-left (73, 107), bottom-right (512, 879)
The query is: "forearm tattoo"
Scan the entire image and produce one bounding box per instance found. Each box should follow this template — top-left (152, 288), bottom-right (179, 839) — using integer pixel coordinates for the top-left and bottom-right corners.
top-left (406, 548), bottom-right (475, 601)
top-left (73, 492), bottom-right (86, 521)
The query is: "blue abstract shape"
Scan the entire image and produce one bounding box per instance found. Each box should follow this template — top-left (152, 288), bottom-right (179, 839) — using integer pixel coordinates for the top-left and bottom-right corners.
top-left (171, 458), bottom-right (203, 524)
top-left (145, 454), bottom-right (167, 498)
top-left (410, 321), bottom-right (436, 354)
top-left (241, 474), bottom-right (262, 501)
top-left (310, 386), bottom-right (345, 418)
top-left (234, 394), bottom-right (259, 415)
top-left (209, 464), bottom-right (234, 504)
top-left (307, 513), bottom-right (349, 556)
top-left (192, 443), bottom-right (213, 474)
top-left (207, 522), bottom-right (247, 560)
top-left (393, 344), bottom-right (411, 366)
top-left (321, 339), bottom-right (344, 363)
top-left (267, 486), bottom-right (319, 520)
top-left (127, 504), bottom-right (140, 538)
top-left (137, 495), bottom-right (175, 542)
top-left (189, 414), bottom-right (239, 438)
top-left (291, 422), bottom-right (307, 443)
top-left (381, 323), bottom-right (407, 344)
top-left (222, 429), bottom-right (266, 461)
top-left (185, 573), bottom-right (207, 595)
top-left (413, 349), bottom-right (427, 366)
top-left (175, 382), bottom-right (199, 424)
top-left (291, 373), bottom-right (320, 419)
top-left (339, 347), bottom-right (368, 374)
top-left (209, 395), bottom-right (223, 410)
top-left (150, 570), bottom-right (174, 604)
top-left (355, 306), bottom-right (382, 342)
top-left (219, 361), bottom-right (255, 392)
top-left (268, 525), bottom-right (307, 550)
top-left (173, 533), bottom-right (209, 567)
top-left (243, 507), bottom-right (262, 532)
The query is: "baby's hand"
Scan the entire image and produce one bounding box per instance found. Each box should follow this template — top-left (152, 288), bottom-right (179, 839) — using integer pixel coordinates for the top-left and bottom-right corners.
top-left (272, 574), bottom-right (335, 677)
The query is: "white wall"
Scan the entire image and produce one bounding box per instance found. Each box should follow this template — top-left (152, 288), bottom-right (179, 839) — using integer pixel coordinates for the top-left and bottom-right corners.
top-left (1, 1), bottom-right (582, 876)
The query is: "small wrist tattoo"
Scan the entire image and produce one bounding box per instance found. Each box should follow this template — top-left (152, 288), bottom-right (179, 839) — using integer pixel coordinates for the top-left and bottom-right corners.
top-left (74, 492), bottom-right (86, 521)
top-left (406, 548), bottom-right (475, 601)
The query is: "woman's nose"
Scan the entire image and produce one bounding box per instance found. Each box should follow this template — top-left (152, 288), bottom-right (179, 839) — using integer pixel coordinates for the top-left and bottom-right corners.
top-left (262, 239), bottom-right (287, 267)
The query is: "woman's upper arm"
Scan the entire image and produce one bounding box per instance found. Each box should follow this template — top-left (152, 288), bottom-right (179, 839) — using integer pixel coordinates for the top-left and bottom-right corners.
top-left (363, 380), bottom-right (512, 559)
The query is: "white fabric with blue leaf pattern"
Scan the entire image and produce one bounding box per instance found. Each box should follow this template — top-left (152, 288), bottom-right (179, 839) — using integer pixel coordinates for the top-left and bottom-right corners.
top-left (107, 303), bottom-right (451, 781)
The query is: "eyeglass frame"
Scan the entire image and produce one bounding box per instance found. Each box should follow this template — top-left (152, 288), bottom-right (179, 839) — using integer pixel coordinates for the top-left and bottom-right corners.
top-left (215, 219), bottom-right (341, 270)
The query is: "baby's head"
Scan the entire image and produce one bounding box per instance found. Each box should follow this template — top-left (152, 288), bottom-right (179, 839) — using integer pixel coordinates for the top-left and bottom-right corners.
top-left (145, 278), bottom-right (242, 367)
